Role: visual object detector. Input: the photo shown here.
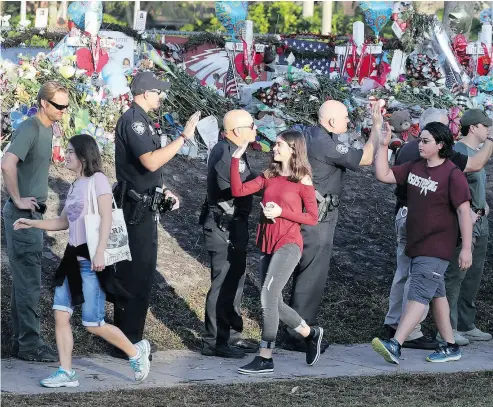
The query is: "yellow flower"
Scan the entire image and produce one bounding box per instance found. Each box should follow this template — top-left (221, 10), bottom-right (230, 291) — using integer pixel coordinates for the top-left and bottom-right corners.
top-left (303, 65), bottom-right (312, 73)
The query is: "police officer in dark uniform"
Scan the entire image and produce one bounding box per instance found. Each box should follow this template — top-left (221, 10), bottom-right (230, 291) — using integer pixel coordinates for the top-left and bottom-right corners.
top-left (200, 109), bottom-right (259, 358)
top-left (282, 100), bottom-right (380, 352)
top-left (111, 72), bottom-right (200, 358)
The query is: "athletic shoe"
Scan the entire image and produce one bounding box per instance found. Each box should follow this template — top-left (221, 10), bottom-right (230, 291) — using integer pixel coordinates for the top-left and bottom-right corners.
top-left (40, 367), bottom-right (79, 388)
top-left (305, 327), bottom-right (324, 366)
top-left (215, 343), bottom-right (246, 359)
top-left (18, 344), bottom-right (58, 362)
top-left (238, 356), bottom-right (274, 375)
top-left (426, 344), bottom-right (461, 363)
top-left (130, 340), bottom-right (151, 382)
top-left (281, 337), bottom-right (330, 354)
top-left (458, 328), bottom-right (492, 342)
top-left (437, 330), bottom-right (470, 346)
top-left (402, 335), bottom-right (439, 350)
top-left (371, 337), bottom-right (401, 365)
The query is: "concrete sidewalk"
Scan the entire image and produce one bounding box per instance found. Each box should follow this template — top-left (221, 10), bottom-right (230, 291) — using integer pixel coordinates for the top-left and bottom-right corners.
top-left (2, 342), bottom-right (492, 395)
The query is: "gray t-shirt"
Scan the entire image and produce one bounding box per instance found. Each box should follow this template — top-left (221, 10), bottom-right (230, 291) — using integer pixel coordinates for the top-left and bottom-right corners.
top-left (453, 141), bottom-right (489, 237)
top-left (7, 116), bottom-right (52, 204)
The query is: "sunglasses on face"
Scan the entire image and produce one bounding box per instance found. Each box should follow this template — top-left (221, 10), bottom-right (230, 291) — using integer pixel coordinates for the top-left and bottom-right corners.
top-left (148, 89), bottom-right (163, 95)
top-left (234, 122), bottom-right (256, 131)
top-left (46, 100), bottom-right (69, 111)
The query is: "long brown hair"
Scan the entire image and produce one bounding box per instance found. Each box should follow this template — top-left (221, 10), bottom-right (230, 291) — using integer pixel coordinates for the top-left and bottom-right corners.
top-left (69, 134), bottom-right (104, 177)
top-left (263, 130), bottom-right (312, 183)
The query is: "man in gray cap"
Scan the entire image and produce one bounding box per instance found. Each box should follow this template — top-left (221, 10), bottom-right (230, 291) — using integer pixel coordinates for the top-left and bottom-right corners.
top-left (442, 109), bottom-right (492, 345)
top-left (111, 72), bottom-right (200, 358)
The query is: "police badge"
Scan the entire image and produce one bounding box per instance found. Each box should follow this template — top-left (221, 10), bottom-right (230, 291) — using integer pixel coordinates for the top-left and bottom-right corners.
top-left (336, 144), bottom-right (349, 154)
top-left (131, 121), bottom-right (146, 135)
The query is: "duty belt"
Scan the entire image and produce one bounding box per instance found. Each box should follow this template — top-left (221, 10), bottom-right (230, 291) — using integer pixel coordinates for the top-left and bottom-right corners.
top-left (315, 190), bottom-right (339, 222)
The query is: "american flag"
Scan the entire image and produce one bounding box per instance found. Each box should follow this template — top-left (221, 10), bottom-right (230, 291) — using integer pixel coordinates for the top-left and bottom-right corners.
top-left (278, 39), bottom-right (333, 74)
top-left (223, 57), bottom-right (239, 97)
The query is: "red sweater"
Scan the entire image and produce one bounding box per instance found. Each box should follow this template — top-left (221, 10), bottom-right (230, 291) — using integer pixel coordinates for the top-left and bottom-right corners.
top-left (231, 157), bottom-right (318, 254)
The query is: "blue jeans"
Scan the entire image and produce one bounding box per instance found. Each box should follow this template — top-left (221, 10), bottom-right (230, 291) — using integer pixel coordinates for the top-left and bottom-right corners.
top-left (53, 260), bottom-right (106, 327)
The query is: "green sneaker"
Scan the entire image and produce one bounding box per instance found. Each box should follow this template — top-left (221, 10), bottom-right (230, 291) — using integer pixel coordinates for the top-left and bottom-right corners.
top-left (40, 367), bottom-right (79, 388)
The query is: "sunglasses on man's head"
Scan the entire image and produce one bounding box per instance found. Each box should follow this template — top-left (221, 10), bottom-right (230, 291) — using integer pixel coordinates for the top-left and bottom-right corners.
top-left (46, 100), bottom-right (69, 111)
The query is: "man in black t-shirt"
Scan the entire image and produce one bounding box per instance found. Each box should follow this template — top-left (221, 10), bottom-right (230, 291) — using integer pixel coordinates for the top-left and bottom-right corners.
top-left (112, 72), bottom-right (200, 358)
top-left (383, 108), bottom-right (493, 350)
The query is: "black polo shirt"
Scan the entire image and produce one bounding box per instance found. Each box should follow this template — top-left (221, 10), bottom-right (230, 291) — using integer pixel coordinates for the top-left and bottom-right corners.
top-left (394, 140), bottom-right (468, 213)
top-left (303, 125), bottom-right (363, 196)
top-left (207, 138), bottom-right (255, 217)
top-left (115, 102), bottom-right (161, 193)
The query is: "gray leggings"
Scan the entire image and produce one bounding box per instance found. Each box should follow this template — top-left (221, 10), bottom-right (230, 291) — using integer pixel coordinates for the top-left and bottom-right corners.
top-left (259, 244), bottom-right (306, 349)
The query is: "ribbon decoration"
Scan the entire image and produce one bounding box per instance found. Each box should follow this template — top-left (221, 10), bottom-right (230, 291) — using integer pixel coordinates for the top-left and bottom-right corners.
top-left (448, 106), bottom-right (462, 139)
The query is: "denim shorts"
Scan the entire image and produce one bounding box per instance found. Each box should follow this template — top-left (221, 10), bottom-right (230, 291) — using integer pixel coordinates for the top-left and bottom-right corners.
top-left (53, 260), bottom-right (106, 327)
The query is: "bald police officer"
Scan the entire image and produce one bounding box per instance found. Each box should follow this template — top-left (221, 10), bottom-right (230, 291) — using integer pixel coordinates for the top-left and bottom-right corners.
top-left (112, 72), bottom-right (200, 358)
top-left (200, 109), bottom-right (259, 358)
top-left (282, 100), bottom-right (381, 352)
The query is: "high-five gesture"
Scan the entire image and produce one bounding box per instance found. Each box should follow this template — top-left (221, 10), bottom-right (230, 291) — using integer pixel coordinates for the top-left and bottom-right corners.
top-left (182, 111), bottom-right (201, 140)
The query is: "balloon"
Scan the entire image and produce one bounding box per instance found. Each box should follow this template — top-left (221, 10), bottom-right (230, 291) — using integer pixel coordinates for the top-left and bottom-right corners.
top-left (358, 1), bottom-right (393, 36)
top-left (215, 1), bottom-right (248, 41)
top-left (479, 8), bottom-right (492, 24)
top-left (84, 10), bottom-right (101, 37)
top-left (67, 1), bottom-right (102, 30)
top-left (102, 62), bottom-right (129, 97)
top-left (59, 65), bottom-right (76, 79)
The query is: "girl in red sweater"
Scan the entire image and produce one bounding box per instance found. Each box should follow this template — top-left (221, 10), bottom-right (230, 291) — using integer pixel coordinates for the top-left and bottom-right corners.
top-left (230, 130), bottom-right (321, 375)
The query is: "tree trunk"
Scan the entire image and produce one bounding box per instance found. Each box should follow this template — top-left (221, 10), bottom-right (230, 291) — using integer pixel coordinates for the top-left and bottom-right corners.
top-left (48, 1), bottom-right (59, 29)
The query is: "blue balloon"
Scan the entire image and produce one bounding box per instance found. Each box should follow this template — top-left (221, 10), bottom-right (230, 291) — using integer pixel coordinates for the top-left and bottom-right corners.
top-left (106, 75), bottom-right (129, 97)
top-left (215, 1), bottom-right (248, 41)
top-left (101, 61), bottom-right (124, 82)
top-left (67, 1), bottom-right (103, 29)
top-left (358, 1), bottom-right (393, 36)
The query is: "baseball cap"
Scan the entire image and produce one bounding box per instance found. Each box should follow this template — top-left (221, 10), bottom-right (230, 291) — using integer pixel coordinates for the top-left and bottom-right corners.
top-left (460, 109), bottom-right (492, 127)
top-left (130, 72), bottom-right (171, 95)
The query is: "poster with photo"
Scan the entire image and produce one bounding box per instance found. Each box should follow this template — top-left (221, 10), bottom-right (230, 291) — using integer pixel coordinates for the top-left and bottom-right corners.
top-left (99, 30), bottom-right (135, 72)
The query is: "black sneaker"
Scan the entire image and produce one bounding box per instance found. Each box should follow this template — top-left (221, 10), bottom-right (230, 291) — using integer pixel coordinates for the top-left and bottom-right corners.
top-left (403, 336), bottom-right (439, 350)
top-left (381, 324), bottom-right (397, 340)
top-left (215, 343), bottom-right (246, 359)
top-left (371, 337), bottom-right (401, 365)
top-left (305, 327), bottom-right (324, 366)
top-left (230, 339), bottom-right (259, 353)
top-left (238, 356), bottom-right (274, 375)
top-left (281, 337), bottom-right (330, 354)
top-left (17, 344), bottom-right (58, 362)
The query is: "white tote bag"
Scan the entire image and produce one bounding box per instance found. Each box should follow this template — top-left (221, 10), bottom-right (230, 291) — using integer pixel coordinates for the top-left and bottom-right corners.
top-left (85, 175), bottom-right (132, 266)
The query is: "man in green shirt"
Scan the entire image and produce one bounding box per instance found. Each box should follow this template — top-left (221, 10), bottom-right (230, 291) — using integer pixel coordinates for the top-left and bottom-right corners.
top-left (1, 81), bottom-right (69, 361)
top-left (443, 109), bottom-right (493, 345)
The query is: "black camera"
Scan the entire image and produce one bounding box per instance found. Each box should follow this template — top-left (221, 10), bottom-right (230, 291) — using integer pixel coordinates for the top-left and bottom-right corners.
top-left (151, 186), bottom-right (176, 214)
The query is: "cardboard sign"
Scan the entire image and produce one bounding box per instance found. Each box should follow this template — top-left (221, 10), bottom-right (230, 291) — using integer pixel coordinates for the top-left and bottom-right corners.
top-left (133, 11), bottom-right (147, 31)
top-left (100, 30), bottom-right (135, 69)
top-left (35, 8), bottom-right (48, 29)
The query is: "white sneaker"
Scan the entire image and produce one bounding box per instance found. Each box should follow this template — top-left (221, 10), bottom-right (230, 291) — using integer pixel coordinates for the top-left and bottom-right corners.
top-left (40, 367), bottom-right (79, 388)
top-left (458, 328), bottom-right (492, 342)
top-left (436, 330), bottom-right (470, 346)
top-left (129, 339), bottom-right (151, 383)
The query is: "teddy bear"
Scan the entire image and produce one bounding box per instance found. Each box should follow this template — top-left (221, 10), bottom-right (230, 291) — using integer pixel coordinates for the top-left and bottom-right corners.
top-left (389, 110), bottom-right (412, 150)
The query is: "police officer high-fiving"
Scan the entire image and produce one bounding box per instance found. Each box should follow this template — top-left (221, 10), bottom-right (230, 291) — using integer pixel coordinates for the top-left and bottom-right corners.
top-left (111, 72), bottom-right (200, 358)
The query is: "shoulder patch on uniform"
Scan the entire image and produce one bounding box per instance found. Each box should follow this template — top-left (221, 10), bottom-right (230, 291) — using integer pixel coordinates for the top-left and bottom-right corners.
top-left (131, 121), bottom-right (146, 136)
top-left (336, 144), bottom-right (349, 155)
top-left (239, 158), bottom-right (246, 173)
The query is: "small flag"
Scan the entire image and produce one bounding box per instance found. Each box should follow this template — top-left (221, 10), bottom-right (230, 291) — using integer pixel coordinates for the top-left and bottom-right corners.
top-left (223, 59), bottom-right (238, 97)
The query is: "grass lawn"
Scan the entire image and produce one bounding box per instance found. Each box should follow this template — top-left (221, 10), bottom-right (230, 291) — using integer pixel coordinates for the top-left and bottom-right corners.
top-left (3, 372), bottom-right (493, 407)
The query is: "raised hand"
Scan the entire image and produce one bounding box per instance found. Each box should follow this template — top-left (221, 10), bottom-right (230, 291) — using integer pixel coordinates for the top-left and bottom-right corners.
top-left (182, 111), bottom-right (201, 140)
